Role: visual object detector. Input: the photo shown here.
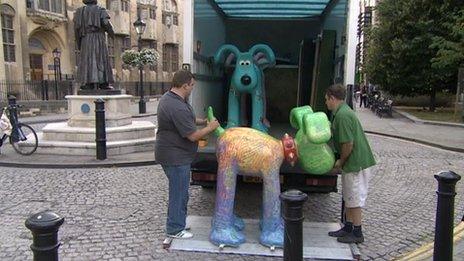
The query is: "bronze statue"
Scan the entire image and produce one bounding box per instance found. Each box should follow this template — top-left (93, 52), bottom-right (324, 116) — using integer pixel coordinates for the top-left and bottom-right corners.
top-left (74, 0), bottom-right (114, 90)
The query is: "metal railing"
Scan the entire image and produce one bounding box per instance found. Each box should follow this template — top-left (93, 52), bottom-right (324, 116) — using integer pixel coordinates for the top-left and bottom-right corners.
top-left (114, 81), bottom-right (171, 97)
top-left (0, 80), bottom-right (171, 101)
top-left (0, 80), bottom-right (73, 101)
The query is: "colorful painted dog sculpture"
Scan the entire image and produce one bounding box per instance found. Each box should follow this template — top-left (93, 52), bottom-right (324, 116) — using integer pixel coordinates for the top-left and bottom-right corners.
top-left (207, 105), bottom-right (335, 248)
top-left (214, 44), bottom-right (275, 133)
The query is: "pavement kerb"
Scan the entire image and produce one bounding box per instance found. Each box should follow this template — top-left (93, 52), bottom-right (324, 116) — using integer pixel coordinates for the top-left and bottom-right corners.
top-left (365, 131), bottom-right (464, 153)
top-left (0, 159), bottom-right (158, 169)
top-left (21, 113), bottom-right (157, 124)
top-left (393, 108), bottom-right (464, 128)
top-left (392, 221), bottom-right (464, 260)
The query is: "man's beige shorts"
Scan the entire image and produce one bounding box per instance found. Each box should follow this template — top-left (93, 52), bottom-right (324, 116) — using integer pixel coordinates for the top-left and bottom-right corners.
top-left (342, 167), bottom-right (373, 208)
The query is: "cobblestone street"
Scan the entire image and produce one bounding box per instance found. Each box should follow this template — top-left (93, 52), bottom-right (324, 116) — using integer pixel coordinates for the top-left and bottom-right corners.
top-left (0, 135), bottom-right (463, 260)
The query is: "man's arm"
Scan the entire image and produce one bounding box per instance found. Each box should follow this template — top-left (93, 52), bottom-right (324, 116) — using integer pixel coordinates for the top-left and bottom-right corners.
top-left (336, 142), bottom-right (353, 169)
top-left (187, 119), bottom-right (219, 142)
top-left (195, 118), bottom-right (207, 125)
top-left (330, 142), bottom-right (353, 174)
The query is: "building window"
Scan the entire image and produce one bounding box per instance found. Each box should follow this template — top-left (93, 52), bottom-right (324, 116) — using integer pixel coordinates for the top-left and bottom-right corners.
top-left (162, 13), bottom-right (178, 26)
top-left (38, 0), bottom-right (63, 14)
top-left (137, 5), bottom-right (156, 20)
top-left (1, 4), bottom-right (15, 62)
top-left (121, 36), bottom-right (131, 52)
top-left (121, 0), bottom-right (129, 12)
top-left (164, 0), bottom-right (177, 12)
top-left (173, 14), bottom-right (178, 25)
top-left (163, 44), bottom-right (178, 72)
top-left (120, 36), bottom-right (131, 69)
top-left (108, 36), bottom-right (115, 68)
top-left (149, 7), bottom-right (156, 19)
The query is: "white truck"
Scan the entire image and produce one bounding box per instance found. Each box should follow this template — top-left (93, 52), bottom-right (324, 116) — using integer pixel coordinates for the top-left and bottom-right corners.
top-left (181, 0), bottom-right (358, 192)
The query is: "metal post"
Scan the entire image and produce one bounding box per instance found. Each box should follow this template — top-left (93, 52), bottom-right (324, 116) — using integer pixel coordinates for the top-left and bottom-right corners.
top-left (346, 84), bottom-right (354, 109)
top-left (433, 171), bottom-right (461, 261)
top-left (44, 80), bottom-right (49, 101)
top-left (54, 57), bottom-right (59, 100)
top-left (7, 95), bottom-right (18, 120)
top-left (68, 80), bottom-right (73, 96)
top-left (41, 80), bottom-right (46, 101)
top-left (280, 189), bottom-right (308, 261)
top-left (138, 35), bottom-right (146, 114)
top-left (25, 211), bottom-right (64, 261)
top-left (95, 99), bottom-right (107, 160)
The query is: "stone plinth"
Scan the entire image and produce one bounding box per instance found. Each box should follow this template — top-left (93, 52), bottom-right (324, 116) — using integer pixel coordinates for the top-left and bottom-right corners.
top-left (67, 95), bottom-right (132, 127)
top-left (33, 94), bottom-right (156, 156)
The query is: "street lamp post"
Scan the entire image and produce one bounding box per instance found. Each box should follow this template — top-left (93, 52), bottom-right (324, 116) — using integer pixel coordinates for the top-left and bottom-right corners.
top-left (133, 15), bottom-right (147, 114)
top-left (52, 48), bottom-right (61, 100)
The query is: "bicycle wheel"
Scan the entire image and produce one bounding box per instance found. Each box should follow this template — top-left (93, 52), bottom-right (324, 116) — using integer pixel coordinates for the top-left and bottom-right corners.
top-left (9, 123), bottom-right (38, 155)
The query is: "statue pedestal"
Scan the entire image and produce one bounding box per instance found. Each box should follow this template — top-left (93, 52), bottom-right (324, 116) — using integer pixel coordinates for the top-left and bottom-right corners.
top-left (67, 95), bottom-right (132, 127)
top-left (31, 94), bottom-right (156, 156)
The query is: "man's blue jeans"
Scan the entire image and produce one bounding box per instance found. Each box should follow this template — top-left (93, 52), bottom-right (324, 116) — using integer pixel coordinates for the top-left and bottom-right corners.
top-left (162, 164), bottom-right (191, 235)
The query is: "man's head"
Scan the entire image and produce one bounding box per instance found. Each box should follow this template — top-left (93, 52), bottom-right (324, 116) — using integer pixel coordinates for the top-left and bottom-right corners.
top-left (325, 84), bottom-right (346, 111)
top-left (83, 0), bottom-right (97, 4)
top-left (172, 70), bottom-right (196, 98)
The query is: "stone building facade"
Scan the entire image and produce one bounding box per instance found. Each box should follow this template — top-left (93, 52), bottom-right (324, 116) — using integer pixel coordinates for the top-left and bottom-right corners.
top-left (0, 0), bottom-right (183, 84)
top-left (356, 0), bottom-right (377, 84)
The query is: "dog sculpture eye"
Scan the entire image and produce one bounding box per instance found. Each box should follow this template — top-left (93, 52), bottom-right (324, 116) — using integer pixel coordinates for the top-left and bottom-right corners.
top-left (245, 61), bottom-right (251, 65)
top-left (239, 61), bottom-right (245, 65)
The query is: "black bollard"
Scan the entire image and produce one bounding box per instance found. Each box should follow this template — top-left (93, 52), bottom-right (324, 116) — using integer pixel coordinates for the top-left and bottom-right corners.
top-left (433, 171), bottom-right (461, 261)
top-left (25, 211), bottom-right (64, 261)
top-left (95, 98), bottom-right (107, 160)
top-left (7, 95), bottom-right (18, 121)
top-left (280, 189), bottom-right (308, 261)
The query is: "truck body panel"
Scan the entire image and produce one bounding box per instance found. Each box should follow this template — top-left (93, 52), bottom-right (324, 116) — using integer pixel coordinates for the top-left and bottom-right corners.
top-left (184, 0), bottom-right (352, 192)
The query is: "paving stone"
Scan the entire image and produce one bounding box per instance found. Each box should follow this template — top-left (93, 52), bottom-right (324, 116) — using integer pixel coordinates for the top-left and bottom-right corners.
top-left (0, 135), bottom-right (463, 260)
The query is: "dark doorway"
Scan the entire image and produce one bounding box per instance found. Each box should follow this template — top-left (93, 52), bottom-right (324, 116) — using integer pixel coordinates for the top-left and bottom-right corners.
top-left (297, 39), bottom-right (316, 106)
top-left (29, 54), bottom-right (43, 81)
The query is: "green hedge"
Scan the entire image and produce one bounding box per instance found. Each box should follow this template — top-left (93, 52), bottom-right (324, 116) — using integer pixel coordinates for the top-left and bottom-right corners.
top-left (388, 93), bottom-right (454, 107)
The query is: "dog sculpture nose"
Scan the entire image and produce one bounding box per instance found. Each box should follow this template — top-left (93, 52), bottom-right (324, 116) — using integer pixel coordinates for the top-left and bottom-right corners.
top-left (241, 75), bottom-right (251, 85)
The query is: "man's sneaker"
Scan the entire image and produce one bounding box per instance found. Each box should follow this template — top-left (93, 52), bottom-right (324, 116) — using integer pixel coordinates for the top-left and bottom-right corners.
top-left (167, 230), bottom-right (193, 239)
top-left (337, 232), bottom-right (364, 244)
top-left (328, 228), bottom-right (350, 237)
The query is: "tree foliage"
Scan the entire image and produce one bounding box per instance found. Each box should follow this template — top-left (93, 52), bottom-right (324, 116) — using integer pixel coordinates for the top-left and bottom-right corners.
top-left (364, 0), bottom-right (464, 109)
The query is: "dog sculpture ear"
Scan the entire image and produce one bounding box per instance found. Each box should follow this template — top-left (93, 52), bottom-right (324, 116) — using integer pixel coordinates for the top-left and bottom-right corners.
top-left (302, 112), bottom-right (331, 144)
top-left (253, 52), bottom-right (268, 67)
top-left (214, 44), bottom-right (241, 66)
top-left (225, 53), bottom-right (236, 67)
top-left (249, 44), bottom-right (276, 68)
top-left (289, 105), bottom-right (313, 130)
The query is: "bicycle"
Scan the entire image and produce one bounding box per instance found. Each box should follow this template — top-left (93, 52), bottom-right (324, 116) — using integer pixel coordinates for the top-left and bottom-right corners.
top-left (0, 103), bottom-right (38, 155)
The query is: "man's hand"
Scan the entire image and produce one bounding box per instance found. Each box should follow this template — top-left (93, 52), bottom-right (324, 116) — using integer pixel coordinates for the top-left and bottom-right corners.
top-left (187, 118), bottom-right (220, 142)
top-left (334, 159), bottom-right (343, 169)
top-left (329, 159), bottom-right (343, 175)
top-left (207, 118), bottom-right (220, 131)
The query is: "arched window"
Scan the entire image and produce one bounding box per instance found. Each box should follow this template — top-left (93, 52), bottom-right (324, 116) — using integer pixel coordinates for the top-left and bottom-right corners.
top-left (162, 0), bottom-right (178, 26)
top-left (38, 0), bottom-right (63, 13)
top-left (29, 38), bottom-right (46, 52)
top-left (1, 4), bottom-right (15, 62)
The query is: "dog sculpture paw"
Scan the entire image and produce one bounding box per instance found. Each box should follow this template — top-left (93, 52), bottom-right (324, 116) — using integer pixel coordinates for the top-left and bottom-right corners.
top-left (210, 226), bottom-right (246, 247)
top-left (259, 218), bottom-right (284, 247)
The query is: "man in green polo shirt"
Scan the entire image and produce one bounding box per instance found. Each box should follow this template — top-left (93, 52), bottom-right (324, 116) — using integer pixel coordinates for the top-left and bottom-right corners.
top-left (325, 84), bottom-right (376, 244)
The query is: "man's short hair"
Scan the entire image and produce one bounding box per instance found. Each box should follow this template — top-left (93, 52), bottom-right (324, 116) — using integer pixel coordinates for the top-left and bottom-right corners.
top-left (172, 70), bottom-right (195, 88)
top-left (326, 84), bottom-right (347, 101)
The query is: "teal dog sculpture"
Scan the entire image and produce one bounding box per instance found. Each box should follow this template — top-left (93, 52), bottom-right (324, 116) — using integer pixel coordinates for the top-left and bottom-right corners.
top-left (214, 44), bottom-right (276, 133)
